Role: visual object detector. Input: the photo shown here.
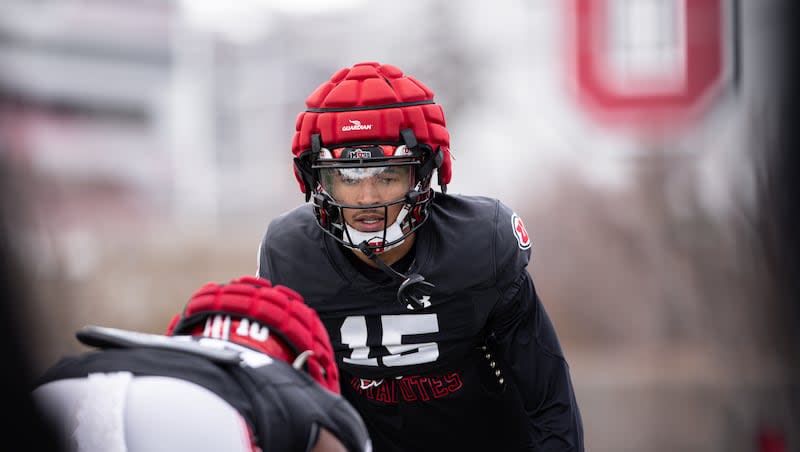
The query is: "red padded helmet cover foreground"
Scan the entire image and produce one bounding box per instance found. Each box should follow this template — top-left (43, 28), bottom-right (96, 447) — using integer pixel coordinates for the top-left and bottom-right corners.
top-left (291, 61), bottom-right (452, 192)
top-left (166, 276), bottom-right (340, 394)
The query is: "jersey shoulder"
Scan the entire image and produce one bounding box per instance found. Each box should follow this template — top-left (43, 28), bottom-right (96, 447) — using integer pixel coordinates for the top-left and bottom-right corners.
top-left (431, 193), bottom-right (528, 241)
top-left (35, 342), bottom-right (369, 452)
top-left (262, 204), bottom-right (318, 246)
top-left (425, 193), bottom-right (532, 289)
top-left (258, 205), bottom-right (321, 277)
top-left (257, 204), bottom-right (351, 303)
top-left (428, 194), bottom-right (498, 246)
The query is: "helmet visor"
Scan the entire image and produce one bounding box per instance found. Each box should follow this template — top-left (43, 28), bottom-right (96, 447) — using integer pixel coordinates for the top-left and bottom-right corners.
top-left (319, 164), bottom-right (415, 206)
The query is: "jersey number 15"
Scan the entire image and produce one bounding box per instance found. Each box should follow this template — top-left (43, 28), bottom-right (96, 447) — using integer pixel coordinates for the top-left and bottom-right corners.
top-left (340, 314), bottom-right (440, 367)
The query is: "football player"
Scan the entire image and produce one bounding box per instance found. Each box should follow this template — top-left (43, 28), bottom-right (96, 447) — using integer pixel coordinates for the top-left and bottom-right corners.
top-left (33, 276), bottom-right (372, 452)
top-left (258, 61), bottom-right (584, 451)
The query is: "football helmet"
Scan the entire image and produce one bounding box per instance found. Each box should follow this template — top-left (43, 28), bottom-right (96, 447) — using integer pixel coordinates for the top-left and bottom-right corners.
top-left (292, 62), bottom-right (452, 253)
top-left (166, 276), bottom-right (340, 394)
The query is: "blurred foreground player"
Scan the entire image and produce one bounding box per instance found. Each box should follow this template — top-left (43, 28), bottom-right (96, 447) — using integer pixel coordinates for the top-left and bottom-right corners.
top-left (33, 276), bottom-right (372, 452)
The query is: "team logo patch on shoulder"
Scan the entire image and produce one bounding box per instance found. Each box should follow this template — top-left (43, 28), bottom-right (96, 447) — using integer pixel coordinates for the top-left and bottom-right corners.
top-left (511, 213), bottom-right (531, 250)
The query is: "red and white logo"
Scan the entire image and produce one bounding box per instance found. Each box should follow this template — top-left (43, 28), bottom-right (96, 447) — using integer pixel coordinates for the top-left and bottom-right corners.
top-left (567, 0), bottom-right (732, 131)
top-left (512, 213), bottom-right (531, 250)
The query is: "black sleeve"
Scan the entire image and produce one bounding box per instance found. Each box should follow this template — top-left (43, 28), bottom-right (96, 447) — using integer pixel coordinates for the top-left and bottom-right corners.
top-left (315, 395), bottom-right (372, 452)
top-left (489, 271), bottom-right (584, 451)
top-left (258, 367), bottom-right (371, 452)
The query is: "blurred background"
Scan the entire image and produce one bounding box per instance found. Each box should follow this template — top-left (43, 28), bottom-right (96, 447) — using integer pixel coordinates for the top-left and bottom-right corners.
top-left (1, 0), bottom-right (797, 450)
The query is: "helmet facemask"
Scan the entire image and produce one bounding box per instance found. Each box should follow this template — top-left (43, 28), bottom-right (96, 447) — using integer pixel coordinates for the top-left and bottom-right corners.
top-left (308, 142), bottom-right (435, 254)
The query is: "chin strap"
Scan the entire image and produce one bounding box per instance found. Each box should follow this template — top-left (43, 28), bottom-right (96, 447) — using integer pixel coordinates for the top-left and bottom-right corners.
top-left (344, 205), bottom-right (409, 253)
top-left (357, 241), bottom-right (435, 310)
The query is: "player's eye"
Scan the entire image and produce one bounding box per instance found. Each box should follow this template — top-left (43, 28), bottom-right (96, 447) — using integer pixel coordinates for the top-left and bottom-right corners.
top-left (378, 174), bottom-right (400, 184)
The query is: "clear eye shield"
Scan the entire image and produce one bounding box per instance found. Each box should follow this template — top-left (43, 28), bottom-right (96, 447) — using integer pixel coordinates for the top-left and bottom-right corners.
top-left (314, 145), bottom-right (419, 204)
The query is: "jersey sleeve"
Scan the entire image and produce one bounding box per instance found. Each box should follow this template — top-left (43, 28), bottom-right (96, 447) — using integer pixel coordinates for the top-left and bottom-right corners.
top-left (489, 205), bottom-right (585, 450)
top-left (489, 274), bottom-right (584, 450)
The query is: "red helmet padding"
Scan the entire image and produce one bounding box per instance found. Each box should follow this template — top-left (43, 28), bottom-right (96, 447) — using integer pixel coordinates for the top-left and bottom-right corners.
top-left (166, 276), bottom-right (340, 394)
top-left (291, 61), bottom-right (452, 192)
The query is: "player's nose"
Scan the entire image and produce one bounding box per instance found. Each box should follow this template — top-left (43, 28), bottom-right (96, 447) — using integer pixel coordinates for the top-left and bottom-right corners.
top-left (353, 180), bottom-right (382, 205)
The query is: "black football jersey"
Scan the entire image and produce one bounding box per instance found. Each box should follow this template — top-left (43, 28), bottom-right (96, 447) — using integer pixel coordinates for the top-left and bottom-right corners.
top-left (258, 193), bottom-right (584, 451)
top-left (35, 330), bottom-right (371, 452)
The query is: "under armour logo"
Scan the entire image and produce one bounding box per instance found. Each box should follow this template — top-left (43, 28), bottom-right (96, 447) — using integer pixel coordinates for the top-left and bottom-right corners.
top-left (406, 295), bottom-right (432, 311)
